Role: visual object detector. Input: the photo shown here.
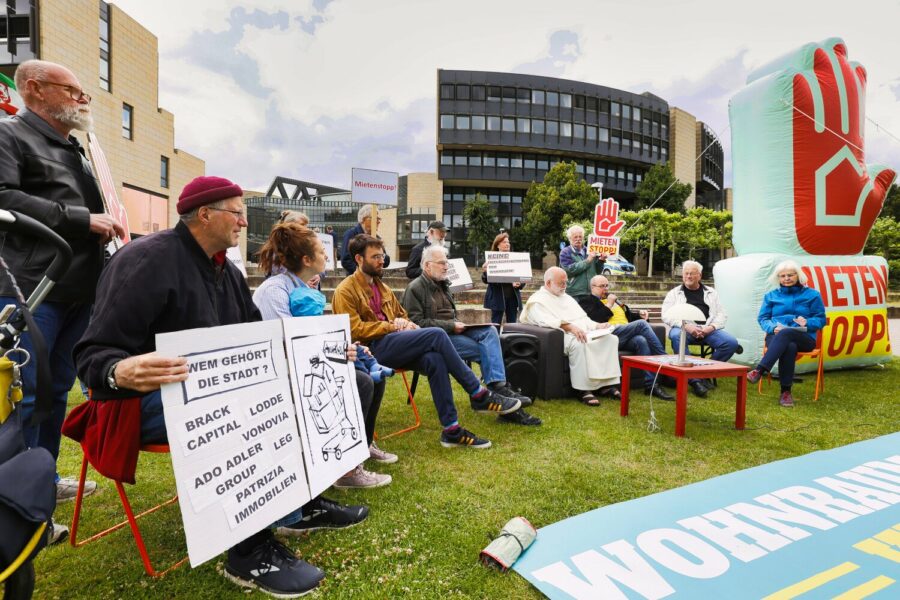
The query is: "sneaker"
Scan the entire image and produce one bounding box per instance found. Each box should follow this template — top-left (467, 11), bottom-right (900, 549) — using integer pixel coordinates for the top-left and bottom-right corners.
top-left (497, 408), bottom-right (542, 426)
top-left (368, 442), bottom-right (398, 464)
top-left (276, 496), bottom-right (368, 535)
top-left (224, 536), bottom-right (324, 597)
top-left (47, 520), bottom-right (69, 546)
top-left (780, 391), bottom-right (795, 408)
top-left (56, 477), bottom-right (97, 503)
top-left (470, 389), bottom-right (520, 415)
top-left (333, 465), bottom-right (392, 489)
top-left (746, 369), bottom-right (763, 384)
top-left (440, 427), bottom-right (492, 449)
top-left (490, 383), bottom-right (533, 407)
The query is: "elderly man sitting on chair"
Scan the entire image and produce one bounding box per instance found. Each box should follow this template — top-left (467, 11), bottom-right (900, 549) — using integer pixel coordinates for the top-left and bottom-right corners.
top-left (578, 275), bottom-right (673, 400)
top-left (520, 267), bottom-right (621, 406)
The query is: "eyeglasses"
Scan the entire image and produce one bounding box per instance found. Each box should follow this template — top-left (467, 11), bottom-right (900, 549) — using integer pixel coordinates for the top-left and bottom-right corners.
top-left (368, 253), bottom-right (386, 261)
top-left (430, 260), bottom-right (449, 266)
top-left (207, 207), bottom-right (247, 220)
top-left (591, 283), bottom-right (609, 288)
top-left (35, 80), bottom-right (92, 103)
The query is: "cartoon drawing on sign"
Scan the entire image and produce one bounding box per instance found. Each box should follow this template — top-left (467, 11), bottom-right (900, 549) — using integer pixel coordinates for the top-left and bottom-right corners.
top-left (294, 331), bottom-right (362, 464)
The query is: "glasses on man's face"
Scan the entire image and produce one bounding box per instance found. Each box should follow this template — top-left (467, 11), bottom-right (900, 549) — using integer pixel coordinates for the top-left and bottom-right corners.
top-left (431, 260), bottom-right (449, 266)
top-left (592, 283), bottom-right (609, 288)
top-left (207, 207), bottom-right (247, 220)
top-left (368, 253), bottom-right (386, 262)
top-left (36, 80), bottom-right (92, 103)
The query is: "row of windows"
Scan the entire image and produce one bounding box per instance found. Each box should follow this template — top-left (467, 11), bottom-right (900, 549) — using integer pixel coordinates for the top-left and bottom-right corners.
top-left (440, 83), bottom-right (662, 125)
top-left (440, 113), bottom-right (667, 141)
top-left (440, 152), bottom-right (646, 185)
top-left (99, 1), bottom-right (111, 91)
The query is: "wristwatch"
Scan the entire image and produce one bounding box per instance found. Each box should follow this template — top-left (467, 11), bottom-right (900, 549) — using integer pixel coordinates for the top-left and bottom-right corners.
top-left (106, 361), bottom-right (120, 391)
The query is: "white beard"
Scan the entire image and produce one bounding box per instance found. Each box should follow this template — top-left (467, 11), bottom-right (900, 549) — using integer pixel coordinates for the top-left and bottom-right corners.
top-left (428, 236), bottom-right (445, 247)
top-left (50, 103), bottom-right (93, 132)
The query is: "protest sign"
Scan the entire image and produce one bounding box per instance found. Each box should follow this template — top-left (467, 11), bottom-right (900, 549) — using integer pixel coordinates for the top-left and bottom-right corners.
top-left (157, 320), bottom-right (310, 567)
top-left (282, 314), bottom-right (368, 498)
top-left (485, 251), bottom-right (532, 284)
top-left (447, 258), bottom-right (473, 293)
top-left (351, 167), bottom-right (399, 206)
top-left (588, 197), bottom-right (624, 256)
top-left (226, 246), bottom-right (248, 277)
top-left (317, 232), bottom-right (335, 271)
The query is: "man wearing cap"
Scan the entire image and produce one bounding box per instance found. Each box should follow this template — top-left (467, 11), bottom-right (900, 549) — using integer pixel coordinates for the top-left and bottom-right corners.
top-left (340, 204), bottom-right (391, 274)
top-left (0, 59), bottom-right (124, 522)
top-left (73, 176), bottom-right (361, 597)
top-left (405, 220), bottom-right (446, 280)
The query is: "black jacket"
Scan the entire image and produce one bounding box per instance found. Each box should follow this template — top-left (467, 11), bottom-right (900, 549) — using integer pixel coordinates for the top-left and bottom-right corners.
top-left (578, 294), bottom-right (642, 324)
top-left (340, 223), bottom-right (391, 274)
top-left (481, 270), bottom-right (524, 312)
top-left (404, 238), bottom-right (430, 279)
top-left (74, 222), bottom-right (260, 398)
top-left (0, 109), bottom-right (105, 302)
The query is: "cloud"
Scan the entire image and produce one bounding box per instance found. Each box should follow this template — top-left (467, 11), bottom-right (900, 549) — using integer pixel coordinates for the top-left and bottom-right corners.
top-left (513, 30), bottom-right (582, 77)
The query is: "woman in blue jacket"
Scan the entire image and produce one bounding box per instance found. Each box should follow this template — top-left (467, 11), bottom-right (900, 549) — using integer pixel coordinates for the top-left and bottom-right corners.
top-left (747, 260), bottom-right (826, 407)
top-left (481, 232), bottom-right (524, 325)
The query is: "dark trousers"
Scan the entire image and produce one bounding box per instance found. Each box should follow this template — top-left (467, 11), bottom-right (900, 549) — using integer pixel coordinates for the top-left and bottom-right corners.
top-left (370, 327), bottom-right (481, 427)
top-left (490, 295), bottom-right (519, 326)
top-left (355, 370), bottom-right (385, 446)
top-left (760, 329), bottom-right (816, 390)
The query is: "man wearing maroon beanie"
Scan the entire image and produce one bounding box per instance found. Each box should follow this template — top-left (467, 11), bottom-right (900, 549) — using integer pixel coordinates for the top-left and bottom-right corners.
top-left (73, 176), bottom-right (363, 596)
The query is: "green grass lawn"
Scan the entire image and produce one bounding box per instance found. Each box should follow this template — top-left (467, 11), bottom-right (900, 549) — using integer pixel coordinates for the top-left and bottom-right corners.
top-left (34, 359), bottom-right (900, 599)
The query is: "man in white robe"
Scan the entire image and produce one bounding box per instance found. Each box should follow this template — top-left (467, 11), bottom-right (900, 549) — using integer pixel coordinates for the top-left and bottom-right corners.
top-left (521, 267), bottom-right (621, 405)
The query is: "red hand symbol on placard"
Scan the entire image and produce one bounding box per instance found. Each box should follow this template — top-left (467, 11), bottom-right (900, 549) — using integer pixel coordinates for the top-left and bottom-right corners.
top-left (792, 41), bottom-right (895, 255)
top-left (594, 198), bottom-right (625, 237)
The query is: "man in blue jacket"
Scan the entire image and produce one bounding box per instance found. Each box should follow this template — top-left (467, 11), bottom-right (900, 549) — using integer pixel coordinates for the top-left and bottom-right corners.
top-left (340, 205), bottom-right (390, 273)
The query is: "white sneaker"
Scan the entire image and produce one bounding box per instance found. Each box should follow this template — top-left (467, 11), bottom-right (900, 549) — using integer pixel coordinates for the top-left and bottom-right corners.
top-left (333, 465), bottom-right (392, 489)
top-left (368, 443), bottom-right (398, 464)
top-left (47, 520), bottom-right (69, 545)
top-left (57, 477), bottom-right (97, 503)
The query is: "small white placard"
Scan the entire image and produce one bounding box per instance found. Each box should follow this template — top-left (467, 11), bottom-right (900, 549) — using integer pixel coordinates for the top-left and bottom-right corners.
top-left (156, 320), bottom-right (310, 568)
top-left (447, 258), bottom-right (473, 293)
top-left (317, 233), bottom-right (335, 271)
top-left (485, 251), bottom-right (532, 284)
top-left (351, 167), bottom-right (399, 206)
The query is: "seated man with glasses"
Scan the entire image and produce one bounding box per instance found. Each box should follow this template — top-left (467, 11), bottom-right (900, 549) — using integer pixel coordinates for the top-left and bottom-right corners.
top-left (578, 275), bottom-right (673, 400)
top-left (340, 205), bottom-right (390, 274)
top-left (333, 234), bottom-right (522, 449)
top-left (401, 245), bottom-right (539, 425)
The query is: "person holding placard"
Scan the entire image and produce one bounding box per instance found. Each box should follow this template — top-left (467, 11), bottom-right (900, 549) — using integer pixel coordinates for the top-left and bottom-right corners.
top-left (71, 177), bottom-right (365, 597)
top-left (253, 221), bottom-right (395, 487)
top-left (481, 232), bottom-right (525, 325)
top-left (340, 205), bottom-right (390, 274)
top-left (333, 234), bottom-right (521, 449)
top-left (558, 224), bottom-right (607, 300)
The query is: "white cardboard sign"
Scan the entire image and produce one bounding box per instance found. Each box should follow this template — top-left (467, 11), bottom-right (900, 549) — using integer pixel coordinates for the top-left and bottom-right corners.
top-left (282, 314), bottom-right (368, 499)
top-left (226, 246), bottom-right (248, 278)
top-left (485, 251), bottom-right (532, 284)
top-left (351, 167), bottom-right (399, 206)
top-left (156, 320), bottom-right (310, 568)
top-left (317, 233), bottom-right (335, 271)
top-left (447, 258), bottom-right (473, 293)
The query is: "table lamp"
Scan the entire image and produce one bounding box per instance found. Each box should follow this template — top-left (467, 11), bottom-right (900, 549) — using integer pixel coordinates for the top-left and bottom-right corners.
top-left (662, 304), bottom-right (707, 367)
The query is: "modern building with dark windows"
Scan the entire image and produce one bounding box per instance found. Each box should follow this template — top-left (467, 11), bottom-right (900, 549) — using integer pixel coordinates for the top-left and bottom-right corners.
top-left (436, 69), bottom-right (725, 260)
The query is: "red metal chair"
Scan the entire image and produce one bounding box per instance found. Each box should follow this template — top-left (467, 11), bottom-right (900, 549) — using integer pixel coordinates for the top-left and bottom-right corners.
top-left (69, 443), bottom-right (187, 577)
top-left (375, 369), bottom-right (421, 440)
top-left (758, 328), bottom-right (826, 401)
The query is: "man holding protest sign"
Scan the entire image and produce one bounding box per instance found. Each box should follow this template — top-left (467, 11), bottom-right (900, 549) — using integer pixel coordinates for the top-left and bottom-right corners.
top-left (71, 176), bottom-right (364, 597)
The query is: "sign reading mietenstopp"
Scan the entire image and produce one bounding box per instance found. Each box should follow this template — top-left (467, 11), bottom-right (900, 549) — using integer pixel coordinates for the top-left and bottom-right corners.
top-left (351, 167), bottom-right (399, 206)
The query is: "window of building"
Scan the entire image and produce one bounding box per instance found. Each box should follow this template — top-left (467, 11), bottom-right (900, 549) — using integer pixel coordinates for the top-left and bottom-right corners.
top-left (440, 114), bottom-right (454, 129)
top-left (454, 153), bottom-right (467, 166)
top-left (100, 1), bottom-right (111, 91)
top-left (574, 95), bottom-right (586, 109)
top-left (546, 91), bottom-right (559, 106)
top-left (537, 157), bottom-right (549, 170)
top-left (487, 86), bottom-right (501, 101)
top-left (662, 146), bottom-right (668, 159)
top-left (599, 127), bottom-right (609, 143)
top-left (560, 93), bottom-right (572, 108)
top-left (440, 152), bottom-right (453, 165)
top-left (643, 141), bottom-right (650, 153)
top-left (502, 118), bottom-right (515, 132)
top-left (652, 144), bottom-right (659, 155)
top-left (586, 125), bottom-right (597, 140)
top-left (160, 155), bottom-right (169, 188)
top-left (487, 116), bottom-right (501, 131)
top-left (524, 156), bottom-right (536, 169)
top-left (517, 118), bottom-right (530, 133)
top-left (597, 166), bottom-right (606, 179)
top-left (546, 120), bottom-right (559, 136)
top-left (502, 87), bottom-right (516, 103)
top-left (618, 169), bottom-right (625, 181)
top-left (622, 104), bottom-right (631, 120)
top-left (532, 90), bottom-right (545, 104)
top-left (511, 155), bottom-right (523, 168)
top-left (636, 172), bottom-right (643, 183)
top-left (469, 153), bottom-right (482, 166)
top-left (600, 99), bottom-right (610, 113)
top-left (455, 84), bottom-right (470, 100)
top-left (652, 121), bottom-right (659, 137)
top-left (122, 103), bottom-right (133, 139)
top-left (661, 122), bottom-right (668, 137)
top-left (497, 154), bottom-right (510, 168)
top-left (586, 163), bottom-right (595, 176)
top-left (483, 154), bottom-right (496, 167)
top-left (517, 88), bottom-right (530, 103)
top-left (643, 117), bottom-right (651, 132)
top-left (471, 115), bottom-right (485, 130)
top-left (586, 97), bottom-right (598, 112)
top-left (456, 115), bottom-right (470, 129)
top-left (575, 162), bottom-right (585, 174)
top-left (623, 134), bottom-right (632, 150)
top-left (633, 107), bottom-right (641, 121)
top-left (611, 102), bottom-right (620, 117)
top-left (471, 85), bottom-right (486, 101)
top-left (573, 123), bottom-right (584, 138)
top-left (611, 134), bottom-right (620, 147)
top-left (532, 119), bottom-right (545, 134)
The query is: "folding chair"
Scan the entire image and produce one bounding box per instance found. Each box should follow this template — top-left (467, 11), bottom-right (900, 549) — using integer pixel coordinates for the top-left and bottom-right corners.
top-left (375, 370), bottom-right (421, 440)
top-left (758, 328), bottom-right (826, 401)
top-left (69, 443), bottom-right (187, 577)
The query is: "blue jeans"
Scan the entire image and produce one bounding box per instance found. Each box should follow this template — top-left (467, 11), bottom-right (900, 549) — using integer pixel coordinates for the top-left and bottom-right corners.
top-left (0, 298), bottom-right (92, 466)
top-left (760, 329), bottom-right (816, 391)
top-left (668, 326), bottom-right (739, 384)
top-left (615, 320), bottom-right (665, 387)
top-left (449, 326), bottom-right (506, 386)
top-left (370, 327), bottom-right (482, 427)
top-left (139, 390), bottom-right (304, 529)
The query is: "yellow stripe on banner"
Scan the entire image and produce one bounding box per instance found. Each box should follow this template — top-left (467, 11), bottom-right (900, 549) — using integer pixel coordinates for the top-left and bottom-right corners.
top-left (832, 576), bottom-right (895, 600)
top-left (762, 562), bottom-right (859, 600)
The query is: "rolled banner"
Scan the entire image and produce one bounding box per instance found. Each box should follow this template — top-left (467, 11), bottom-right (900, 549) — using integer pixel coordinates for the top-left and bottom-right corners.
top-left (479, 516), bottom-right (537, 572)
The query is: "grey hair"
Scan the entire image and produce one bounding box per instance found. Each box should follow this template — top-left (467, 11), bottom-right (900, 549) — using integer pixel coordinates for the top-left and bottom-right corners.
top-left (357, 205), bottom-right (373, 223)
top-left (422, 244), bottom-right (448, 264)
top-left (566, 224), bottom-right (585, 241)
top-left (279, 210), bottom-right (308, 226)
top-left (769, 259), bottom-right (808, 287)
top-left (14, 60), bottom-right (52, 102)
top-left (179, 199), bottom-right (228, 224)
top-left (590, 274), bottom-right (608, 287)
top-left (544, 266), bottom-right (565, 284)
top-left (682, 260), bottom-right (703, 274)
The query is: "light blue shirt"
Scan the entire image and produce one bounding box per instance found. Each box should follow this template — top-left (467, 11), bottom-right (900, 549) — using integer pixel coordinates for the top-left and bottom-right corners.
top-left (252, 272), bottom-right (305, 321)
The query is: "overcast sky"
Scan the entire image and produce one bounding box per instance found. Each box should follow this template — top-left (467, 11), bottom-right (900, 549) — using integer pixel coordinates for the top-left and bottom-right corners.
top-left (113, 0), bottom-right (900, 193)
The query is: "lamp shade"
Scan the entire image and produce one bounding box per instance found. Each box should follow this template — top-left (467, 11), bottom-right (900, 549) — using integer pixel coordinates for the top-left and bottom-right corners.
top-left (662, 304), bottom-right (706, 323)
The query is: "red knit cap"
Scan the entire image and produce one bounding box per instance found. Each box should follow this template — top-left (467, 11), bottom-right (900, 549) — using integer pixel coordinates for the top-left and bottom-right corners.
top-left (177, 176), bottom-right (243, 214)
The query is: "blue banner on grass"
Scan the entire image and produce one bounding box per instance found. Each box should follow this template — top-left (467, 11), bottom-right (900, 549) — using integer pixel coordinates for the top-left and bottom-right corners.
top-left (514, 433), bottom-right (900, 599)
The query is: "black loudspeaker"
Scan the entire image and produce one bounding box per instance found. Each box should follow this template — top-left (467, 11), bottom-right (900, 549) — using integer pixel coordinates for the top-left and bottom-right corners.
top-left (500, 333), bottom-right (540, 398)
